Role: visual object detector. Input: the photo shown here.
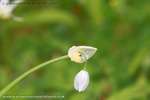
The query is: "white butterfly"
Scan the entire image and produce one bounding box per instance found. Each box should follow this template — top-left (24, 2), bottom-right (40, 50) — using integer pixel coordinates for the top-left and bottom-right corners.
top-left (68, 46), bottom-right (97, 63)
top-left (0, 0), bottom-right (23, 21)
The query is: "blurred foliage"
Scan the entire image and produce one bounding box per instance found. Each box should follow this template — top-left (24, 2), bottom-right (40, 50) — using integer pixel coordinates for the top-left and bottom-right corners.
top-left (0, 0), bottom-right (150, 100)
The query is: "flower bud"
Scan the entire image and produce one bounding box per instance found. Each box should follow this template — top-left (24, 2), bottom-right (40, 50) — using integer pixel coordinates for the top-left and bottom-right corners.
top-left (68, 46), bottom-right (97, 63)
top-left (74, 70), bottom-right (89, 92)
top-left (0, 0), bottom-right (23, 20)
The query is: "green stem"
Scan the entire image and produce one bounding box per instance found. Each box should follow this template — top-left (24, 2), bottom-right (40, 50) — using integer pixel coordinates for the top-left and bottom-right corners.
top-left (0, 55), bottom-right (69, 97)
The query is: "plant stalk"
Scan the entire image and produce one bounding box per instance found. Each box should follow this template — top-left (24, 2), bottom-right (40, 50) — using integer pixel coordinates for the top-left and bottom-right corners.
top-left (0, 55), bottom-right (68, 97)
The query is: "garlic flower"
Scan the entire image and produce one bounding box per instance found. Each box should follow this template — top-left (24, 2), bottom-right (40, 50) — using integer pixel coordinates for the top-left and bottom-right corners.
top-left (68, 46), bottom-right (97, 63)
top-left (74, 69), bottom-right (89, 92)
top-left (0, 0), bottom-right (23, 21)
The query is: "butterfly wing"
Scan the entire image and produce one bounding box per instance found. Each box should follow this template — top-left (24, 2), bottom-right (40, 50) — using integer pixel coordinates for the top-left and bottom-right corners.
top-left (79, 46), bottom-right (97, 61)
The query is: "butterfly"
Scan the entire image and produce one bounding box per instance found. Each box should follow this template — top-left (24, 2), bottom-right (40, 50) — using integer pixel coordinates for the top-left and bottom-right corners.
top-left (68, 46), bottom-right (97, 63)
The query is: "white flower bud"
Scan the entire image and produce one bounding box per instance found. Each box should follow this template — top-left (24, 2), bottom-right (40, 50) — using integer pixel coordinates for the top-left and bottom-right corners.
top-left (74, 70), bottom-right (89, 92)
top-left (0, 0), bottom-right (23, 20)
top-left (68, 46), bottom-right (97, 63)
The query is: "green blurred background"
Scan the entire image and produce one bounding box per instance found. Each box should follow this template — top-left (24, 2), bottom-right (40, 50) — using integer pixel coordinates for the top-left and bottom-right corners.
top-left (0, 0), bottom-right (150, 100)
